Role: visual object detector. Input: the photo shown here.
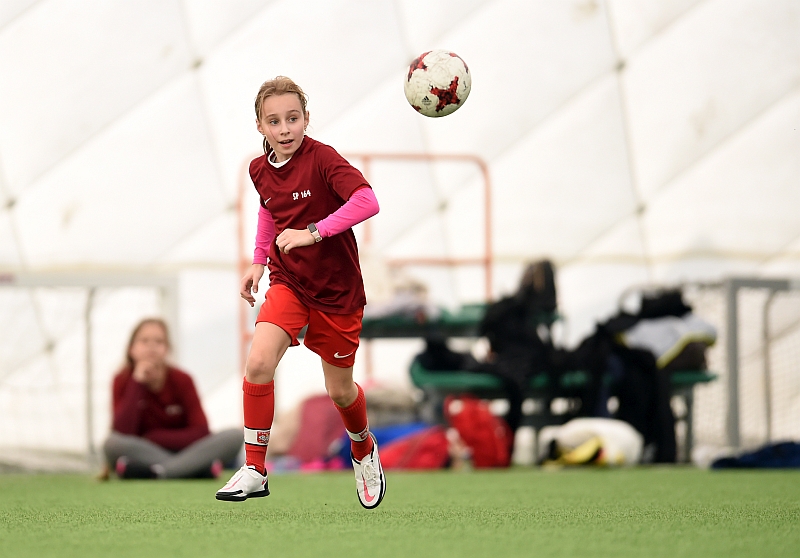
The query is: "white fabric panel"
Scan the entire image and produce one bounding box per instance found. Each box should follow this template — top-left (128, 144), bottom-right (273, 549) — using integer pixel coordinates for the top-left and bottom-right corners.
top-left (607, 0), bottom-right (702, 58)
top-left (0, 0), bottom-right (191, 195)
top-left (1, 352), bottom-right (86, 452)
top-left (14, 75), bottom-right (224, 266)
top-left (762, 235), bottom-right (800, 277)
top-left (491, 262), bottom-right (529, 297)
top-left (385, 201), bottom-right (456, 260)
top-left (0, 0), bottom-right (37, 28)
top-left (578, 214), bottom-right (647, 264)
top-left (420, 0), bottom-right (617, 158)
top-left (178, 270), bottom-right (240, 391)
top-left (160, 210), bottom-right (238, 265)
top-left (557, 263), bottom-right (650, 346)
top-left (644, 87), bottom-right (800, 260)
top-left (232, 0), bottom-right (406, 131)
top-left (181, 0), bottom-right (274, 57)
top-left (0, 212), bottom-right (23, 267)
top-left (653, 256), bottom-right (763, 286)
top-left (395, 0), bottom-right (493, 54)
top-left (358, 161), bottom-right (450, 255)
top-left (319, 77), bottom-right (427, 153)
top-left (442, 176), bottom-right (490, 259)
top-left (202, 373), bottom-right (243, 432)
top-left (492, 75), bottom-right (634, 259)
top-left (624, 0), bottom-right (800, 199)
top-left (0, 289), bottom-right (37, 370)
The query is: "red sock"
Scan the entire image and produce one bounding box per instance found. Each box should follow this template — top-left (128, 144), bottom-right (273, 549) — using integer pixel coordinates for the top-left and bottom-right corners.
top-left (335, 383), bottom-right (374, 461)
top-left (243, 378), bottom-right (274, 475)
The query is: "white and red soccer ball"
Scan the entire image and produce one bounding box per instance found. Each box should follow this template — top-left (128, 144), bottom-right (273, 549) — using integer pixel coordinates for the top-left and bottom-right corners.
top-left (404, 50), bottom-right (471, 118)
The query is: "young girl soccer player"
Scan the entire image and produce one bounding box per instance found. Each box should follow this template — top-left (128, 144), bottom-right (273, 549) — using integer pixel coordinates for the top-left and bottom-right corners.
top-left (215, 76), bottom-right (386, 509)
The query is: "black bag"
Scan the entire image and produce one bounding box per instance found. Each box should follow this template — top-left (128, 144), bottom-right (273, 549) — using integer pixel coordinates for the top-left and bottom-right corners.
top-left (640, 289), bottom-right (692, 319)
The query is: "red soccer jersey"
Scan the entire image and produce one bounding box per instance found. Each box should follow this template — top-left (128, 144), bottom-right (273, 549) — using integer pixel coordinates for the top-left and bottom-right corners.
top-left (249, 136), bottom-right (369, 314)
top-left (111, 366), bottom-right (210, 452)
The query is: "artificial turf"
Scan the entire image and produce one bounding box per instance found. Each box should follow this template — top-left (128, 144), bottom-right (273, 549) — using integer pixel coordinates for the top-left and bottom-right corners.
top-left (0, 467), bottom-right (798, 558)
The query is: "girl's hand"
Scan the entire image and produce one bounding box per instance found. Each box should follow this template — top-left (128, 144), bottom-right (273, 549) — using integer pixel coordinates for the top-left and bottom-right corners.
top-left (131, 359), bottom-right (166, 391)
top-left (276, 228), bottom-right (315, 255)
top-left (240, 264), bottom-right (265, 307)
top-left (132, 360), bottom-right (156, 384)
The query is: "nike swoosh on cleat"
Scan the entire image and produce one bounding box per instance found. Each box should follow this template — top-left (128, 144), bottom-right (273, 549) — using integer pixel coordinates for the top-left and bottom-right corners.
top-left (225, 478), bottom-right (241, 490)
top-left (362, 478), bottom-right (376, 503)
top-left (334, 351), bottom-right (354, 359)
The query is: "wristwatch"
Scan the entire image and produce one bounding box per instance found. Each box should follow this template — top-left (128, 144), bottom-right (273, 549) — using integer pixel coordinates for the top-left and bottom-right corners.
top-left (307, 223), bottom-right (322, 242)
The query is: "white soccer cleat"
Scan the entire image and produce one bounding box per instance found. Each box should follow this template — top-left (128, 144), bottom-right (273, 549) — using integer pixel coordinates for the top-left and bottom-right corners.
top-left (351, 433), bottom-right (386, 509)
top-left (215, 465), bottom-right (269, 502)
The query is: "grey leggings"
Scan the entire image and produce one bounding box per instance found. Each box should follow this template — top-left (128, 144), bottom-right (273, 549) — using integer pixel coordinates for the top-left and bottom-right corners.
top-left (103, 429), bottom-right (243, 479)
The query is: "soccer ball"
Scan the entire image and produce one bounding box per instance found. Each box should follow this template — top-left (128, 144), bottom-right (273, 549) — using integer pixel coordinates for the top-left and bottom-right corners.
top-left (404, 50), bottom-right (471, 118)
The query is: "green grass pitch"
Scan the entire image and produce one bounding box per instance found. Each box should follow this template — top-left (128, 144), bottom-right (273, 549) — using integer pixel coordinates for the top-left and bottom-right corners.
top-left (1, 467), bottom-right (798, 558)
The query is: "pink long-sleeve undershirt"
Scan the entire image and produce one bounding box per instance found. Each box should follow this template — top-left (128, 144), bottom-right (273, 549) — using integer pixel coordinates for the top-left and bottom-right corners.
top-left (253, 207), bottom-right (276, 265)
top-left (252, 187), bottom-right (379, 265)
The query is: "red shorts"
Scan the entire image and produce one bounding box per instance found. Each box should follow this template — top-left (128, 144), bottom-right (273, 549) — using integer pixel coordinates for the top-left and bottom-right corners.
top-left (256, 284), bottom-right (363, 368)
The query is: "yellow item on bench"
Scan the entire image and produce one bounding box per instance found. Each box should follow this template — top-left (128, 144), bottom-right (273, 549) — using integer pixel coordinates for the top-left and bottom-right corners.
top-left (542, 436), bottom-right (606, 467)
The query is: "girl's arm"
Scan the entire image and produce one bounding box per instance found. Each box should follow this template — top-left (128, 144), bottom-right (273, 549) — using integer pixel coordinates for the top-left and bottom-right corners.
top-left (111, 373), bottom-right (146, 435)
top-left (240, 205), bottom-right (273, 307)
top-left (315, 187), bottom-right (379, 238)
top-left (275, 187), bottom-right (379, 254)
top-left (253, 205), bottom-right (276, 265)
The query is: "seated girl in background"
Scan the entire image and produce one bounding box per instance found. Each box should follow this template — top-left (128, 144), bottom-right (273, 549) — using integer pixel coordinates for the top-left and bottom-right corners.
top-left (102, 318), bottom-right (242, 479)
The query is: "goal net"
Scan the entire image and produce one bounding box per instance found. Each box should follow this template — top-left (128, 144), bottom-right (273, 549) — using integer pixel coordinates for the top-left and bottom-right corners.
top-left (0, 272), bottom-right (178, 471)
top-left (684, 278), bottom-right (800, 459)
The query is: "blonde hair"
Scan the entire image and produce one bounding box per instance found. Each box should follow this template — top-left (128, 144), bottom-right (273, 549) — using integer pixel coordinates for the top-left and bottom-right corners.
top-left (125, 318), bottom-right (170, 369)
top-left (254, 76), bottom-right (309, 155)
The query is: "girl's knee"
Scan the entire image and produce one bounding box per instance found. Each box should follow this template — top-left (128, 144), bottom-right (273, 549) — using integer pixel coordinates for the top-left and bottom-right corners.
top-left (326, 382), bottom-right (357, 407)
top-left (245, 354), bottom-right (277, 384)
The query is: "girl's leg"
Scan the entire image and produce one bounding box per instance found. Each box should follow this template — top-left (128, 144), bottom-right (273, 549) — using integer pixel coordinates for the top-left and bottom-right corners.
top-left (103, 432), bottom-right (172, 468)
top-left (160, 428), bottom-right (243, 478)
top-left (242, 321), bottom-right (292, 474)
top-left (322, 360), bottom-right (373, 460)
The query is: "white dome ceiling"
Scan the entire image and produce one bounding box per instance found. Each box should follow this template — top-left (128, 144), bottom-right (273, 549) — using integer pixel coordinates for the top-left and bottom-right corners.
top-left (1, 0), bottom-right (797, 288)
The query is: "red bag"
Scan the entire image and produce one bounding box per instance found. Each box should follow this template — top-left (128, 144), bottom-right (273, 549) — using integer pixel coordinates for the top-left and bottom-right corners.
top-left (444, 394), bottom-right (512, 468)
top-left (379, 426), bottom-right (450, 470)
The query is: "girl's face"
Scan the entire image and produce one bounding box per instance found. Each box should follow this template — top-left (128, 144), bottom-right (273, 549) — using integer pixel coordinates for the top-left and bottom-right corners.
top-left (257, 93), bottom-right (309, 162)
top-left (128, 322), bottom-right (169, 366)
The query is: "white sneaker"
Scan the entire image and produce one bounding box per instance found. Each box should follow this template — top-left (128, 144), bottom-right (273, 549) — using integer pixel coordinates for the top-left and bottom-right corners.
top-left (215, 465), bottom-right (269, 502)
top-left (352, 433), bottom-right (386, 509)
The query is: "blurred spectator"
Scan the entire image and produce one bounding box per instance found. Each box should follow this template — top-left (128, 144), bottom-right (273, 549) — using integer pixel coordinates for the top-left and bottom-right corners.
top-left (101, 318), bottom-right (242, 479)
top-left (476, 260), bottom-right (568, 434)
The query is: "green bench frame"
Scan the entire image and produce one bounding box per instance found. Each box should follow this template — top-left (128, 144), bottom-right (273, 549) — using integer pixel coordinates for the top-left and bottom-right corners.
top-left (360, 304), bottom-right (717, 462)
top-left (409, 360), bottom-right (717, 463)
